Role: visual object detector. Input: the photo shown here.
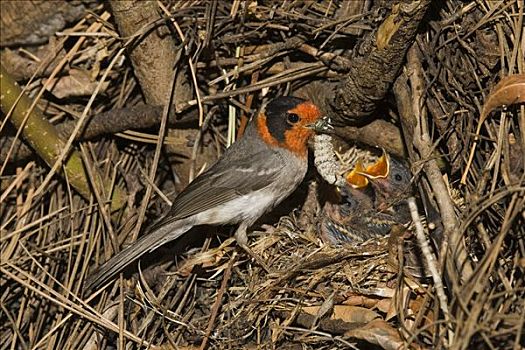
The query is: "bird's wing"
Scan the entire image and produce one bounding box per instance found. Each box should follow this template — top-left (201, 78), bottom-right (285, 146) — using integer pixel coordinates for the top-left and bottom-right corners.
top-left (149, 147), bottom-right (285, 230)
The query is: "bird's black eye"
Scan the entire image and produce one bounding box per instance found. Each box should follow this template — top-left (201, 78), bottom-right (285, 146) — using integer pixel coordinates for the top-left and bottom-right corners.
top-left (287, 113), bottom-right (300, 124)
top-left (394, 173), bottom-right (403, 182)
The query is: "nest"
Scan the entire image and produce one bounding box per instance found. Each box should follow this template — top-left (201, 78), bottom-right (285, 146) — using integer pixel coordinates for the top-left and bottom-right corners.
top-left (1, 1), bottom-right (523, 349)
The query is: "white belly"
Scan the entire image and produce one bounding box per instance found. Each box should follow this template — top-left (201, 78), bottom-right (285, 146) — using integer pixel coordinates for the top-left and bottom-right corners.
top-left (193, 189), bottom-right (277, 225)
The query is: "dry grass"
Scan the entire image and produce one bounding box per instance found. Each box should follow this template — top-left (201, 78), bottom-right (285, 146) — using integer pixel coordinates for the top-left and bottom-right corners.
top-left (1, 1), bottom-right (524, 349)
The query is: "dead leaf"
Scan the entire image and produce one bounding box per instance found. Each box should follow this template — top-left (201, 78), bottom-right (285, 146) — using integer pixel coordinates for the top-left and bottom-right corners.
top-left (315, 291), bottom-right (336, 322)
top-left (375, 298), bottom-right (393, 314)
top-left (462, 74), bottom-right (525, 184)
top-left (175, 238), bottom-right (235, 276)
top-left (283, 304), bottom-right (381, 335)
top-left (409, 295), bottom-right (435, 328)
top-left (345, 319), bottom-right (408, 350)
top-left (479, 74), bottom-right (525, 124)
top-left (45, 69), bottom-right (108, 99)
top-left (343, 294), bottom-right (380, 308)
top-left (342, 292), bottom-right (394, 314)
top-left (387, 286), bottom-right (411, 321)
top-left (303, 304), bottom-right (380, 325)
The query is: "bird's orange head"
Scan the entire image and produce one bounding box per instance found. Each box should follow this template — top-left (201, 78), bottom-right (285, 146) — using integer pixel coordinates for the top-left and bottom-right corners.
top-left (256, 96), bottom-right (322, 157)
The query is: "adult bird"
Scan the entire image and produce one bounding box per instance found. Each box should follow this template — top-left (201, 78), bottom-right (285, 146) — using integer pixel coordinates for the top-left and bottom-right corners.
top-left (86, 96), bottom-right (325, 291)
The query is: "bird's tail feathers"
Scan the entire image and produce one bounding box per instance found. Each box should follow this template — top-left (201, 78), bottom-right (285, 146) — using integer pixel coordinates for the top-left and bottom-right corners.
top-left (85, 218), bottom-right (193, 292)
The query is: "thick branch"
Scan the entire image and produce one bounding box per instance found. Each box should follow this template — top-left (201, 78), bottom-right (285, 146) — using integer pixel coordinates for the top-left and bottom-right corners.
top-left (109, 0), bottom-right (183, 106)
top-left (0, 104), bottom-right (199, 163)
top-left (333, 0), bottom-right (431, 123)
top-left (334, 120), bottom-right (405, 157)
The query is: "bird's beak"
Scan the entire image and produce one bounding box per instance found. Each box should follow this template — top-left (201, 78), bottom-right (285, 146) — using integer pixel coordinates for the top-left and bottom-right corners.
top-left (345, 159), bottom-right (369, 189)
top-left (356, 151), bottom-right (390, 179)
top-left (354, 151), bottom-right (391, 193)
top-left (307, 116), bottom-right (333, 133)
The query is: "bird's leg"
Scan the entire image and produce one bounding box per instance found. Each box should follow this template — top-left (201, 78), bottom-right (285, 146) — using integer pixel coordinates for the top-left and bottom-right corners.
top-left (234, 222), bottom-right (271, 273)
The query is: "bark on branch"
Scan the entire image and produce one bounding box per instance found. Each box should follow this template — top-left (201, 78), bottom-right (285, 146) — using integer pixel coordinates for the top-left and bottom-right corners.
top-left (333, 0), bottom-right (431, 123)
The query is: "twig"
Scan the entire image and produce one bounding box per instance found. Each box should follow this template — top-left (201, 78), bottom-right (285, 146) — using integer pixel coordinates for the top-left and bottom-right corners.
top-left (1, 264), bottom-right (149, 346)
top-left (190, 106), bottom-right (219, 182)
top-left (407, 197), bottom-right (453, 344)
top-left (199, 252), bottom-right (237, 350)
top-left (130, 68), bottom-right (175, 242)
top-left (403, 44), bottom-right (473, 283)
